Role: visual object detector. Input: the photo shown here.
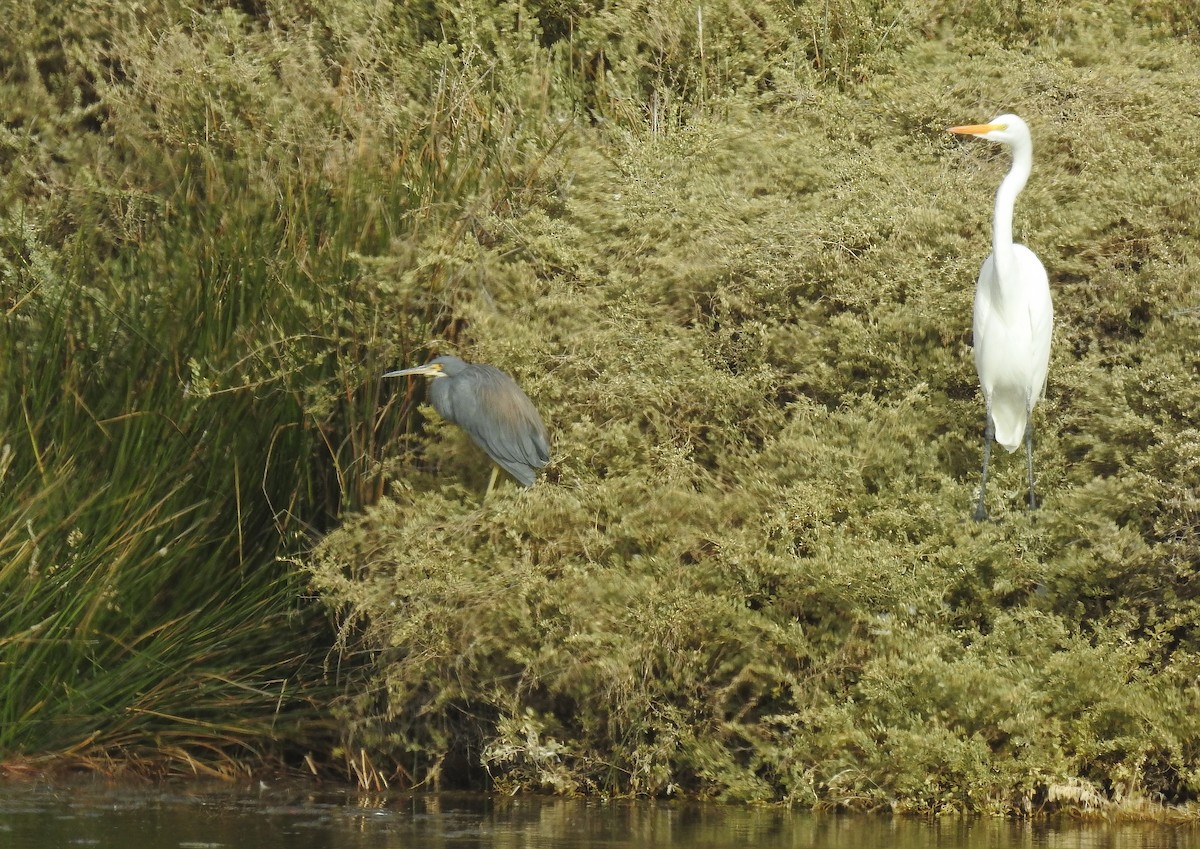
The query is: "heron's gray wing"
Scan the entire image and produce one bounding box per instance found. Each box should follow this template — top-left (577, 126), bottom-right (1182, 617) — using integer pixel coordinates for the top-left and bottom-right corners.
top-left (438, 365), bottom-right (550, 486)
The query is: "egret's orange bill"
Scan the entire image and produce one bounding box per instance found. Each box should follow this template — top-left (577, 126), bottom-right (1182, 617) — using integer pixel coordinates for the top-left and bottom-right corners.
top-left (949, 122), bottom-right (1006, 135)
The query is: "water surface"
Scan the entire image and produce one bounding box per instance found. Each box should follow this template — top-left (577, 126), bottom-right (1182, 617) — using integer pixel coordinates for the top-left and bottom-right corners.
top-left (0, 780), bottom-right (1193, 849)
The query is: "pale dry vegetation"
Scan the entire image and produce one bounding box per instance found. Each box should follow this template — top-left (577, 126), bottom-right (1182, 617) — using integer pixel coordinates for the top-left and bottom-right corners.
top-left (309, 4), bottom-right (1200, 813)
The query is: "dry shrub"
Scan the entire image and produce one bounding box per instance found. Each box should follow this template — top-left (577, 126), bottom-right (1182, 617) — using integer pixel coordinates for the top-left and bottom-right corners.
top-left (310, 29), bottom-right (1200, 808)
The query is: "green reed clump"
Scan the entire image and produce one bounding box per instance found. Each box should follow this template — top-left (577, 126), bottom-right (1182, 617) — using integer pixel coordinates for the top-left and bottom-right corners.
top-left (1, 0), bottom-right (563, 770)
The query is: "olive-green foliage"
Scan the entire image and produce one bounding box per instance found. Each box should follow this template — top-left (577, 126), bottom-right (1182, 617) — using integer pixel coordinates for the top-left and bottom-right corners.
top-left (4, 0), bottom-right (1199, 812)
top-left (308, 1), bottom-right (1200, 814)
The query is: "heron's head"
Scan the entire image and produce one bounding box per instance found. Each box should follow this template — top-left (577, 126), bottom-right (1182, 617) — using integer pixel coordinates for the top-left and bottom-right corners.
top-left (948, 113), bottom-right (1029, 147)
top-left (383, 355), bottom-right (466, 380)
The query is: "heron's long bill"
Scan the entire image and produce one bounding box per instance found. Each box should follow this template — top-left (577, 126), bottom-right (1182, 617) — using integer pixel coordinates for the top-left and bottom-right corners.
top-left (949, 122), bottom-right (1006, 135)
top-left (383, 364), bottom-right (444, 379)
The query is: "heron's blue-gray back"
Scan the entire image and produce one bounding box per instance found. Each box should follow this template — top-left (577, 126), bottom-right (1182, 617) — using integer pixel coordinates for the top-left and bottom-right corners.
top-left (429, 361), bottom-right (550, 486)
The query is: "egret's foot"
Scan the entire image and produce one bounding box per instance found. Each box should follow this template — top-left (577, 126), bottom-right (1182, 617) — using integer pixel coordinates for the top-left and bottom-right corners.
top-left (972, 504), bottom-right (990, 522)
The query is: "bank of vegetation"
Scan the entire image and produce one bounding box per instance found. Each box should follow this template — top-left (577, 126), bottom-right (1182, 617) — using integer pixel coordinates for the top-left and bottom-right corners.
top-left (2, 0), bottom-right (1198, 815)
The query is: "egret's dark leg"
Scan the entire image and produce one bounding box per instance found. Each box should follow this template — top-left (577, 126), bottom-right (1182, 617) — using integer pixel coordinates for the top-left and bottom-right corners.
top-left (485, 464), bottom-right (501, 497)
top-left (1024, 419), bottom-right (1037, 512)
top-left (973, 417), bottom-right (994, 522)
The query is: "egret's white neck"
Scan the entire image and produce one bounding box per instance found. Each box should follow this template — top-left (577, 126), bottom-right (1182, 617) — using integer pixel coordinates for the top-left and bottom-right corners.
top-left (991, 141), bottom-right (1032, 277)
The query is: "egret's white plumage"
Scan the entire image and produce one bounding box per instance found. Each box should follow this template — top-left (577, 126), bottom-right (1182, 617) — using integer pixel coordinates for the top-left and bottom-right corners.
top-left (949, 114), bottom-right (1053, 520)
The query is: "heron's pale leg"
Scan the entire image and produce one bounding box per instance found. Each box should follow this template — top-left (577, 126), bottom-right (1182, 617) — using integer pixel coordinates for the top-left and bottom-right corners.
top-left (485, 464), bottom-right (500, 498)
top-left (973, 416), bottom-right (994, 522)
top-left (1024, 418), bottom-right (1037, 511)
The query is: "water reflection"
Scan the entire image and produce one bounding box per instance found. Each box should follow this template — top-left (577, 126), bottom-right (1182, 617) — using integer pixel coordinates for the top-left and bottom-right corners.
top-left (0, 780), bottom-right (1193, 849)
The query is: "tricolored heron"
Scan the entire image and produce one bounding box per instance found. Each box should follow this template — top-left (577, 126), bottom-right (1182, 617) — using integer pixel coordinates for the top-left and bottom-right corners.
top-left (385, 355), bottom-right (550, 491)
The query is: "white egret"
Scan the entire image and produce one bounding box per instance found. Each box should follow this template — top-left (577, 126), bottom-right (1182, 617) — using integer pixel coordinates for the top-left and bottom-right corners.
top-left (949, 114), bottom-right (1053, 521)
